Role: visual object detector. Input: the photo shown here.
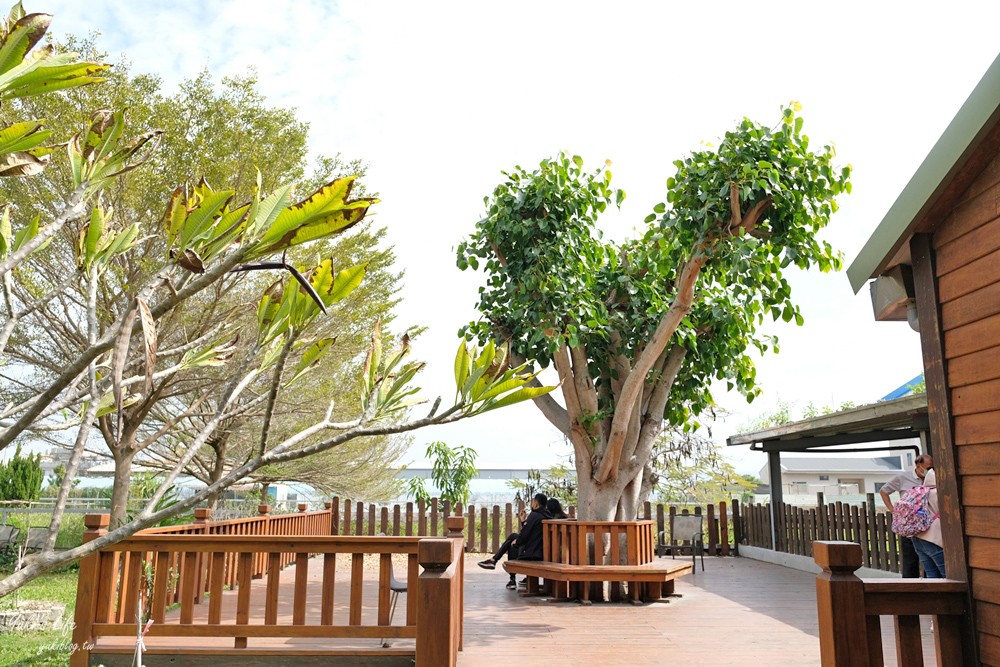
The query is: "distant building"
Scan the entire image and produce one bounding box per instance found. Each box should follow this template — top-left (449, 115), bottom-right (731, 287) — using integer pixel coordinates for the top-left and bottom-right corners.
top-left (758, 454), bottom-right (911, 498)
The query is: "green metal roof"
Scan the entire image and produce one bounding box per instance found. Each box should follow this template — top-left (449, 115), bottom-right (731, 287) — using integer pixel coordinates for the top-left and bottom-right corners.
top-left (847, 52), bottom-right (1000, 293)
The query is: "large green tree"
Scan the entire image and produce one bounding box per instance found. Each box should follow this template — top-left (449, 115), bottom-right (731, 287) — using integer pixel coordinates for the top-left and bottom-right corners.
top-left (458, 107), bottom-right (850, 521)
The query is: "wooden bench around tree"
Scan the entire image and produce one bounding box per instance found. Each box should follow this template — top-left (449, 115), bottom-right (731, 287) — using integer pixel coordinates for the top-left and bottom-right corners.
top-left (503, 519), bottom-right (693, 603)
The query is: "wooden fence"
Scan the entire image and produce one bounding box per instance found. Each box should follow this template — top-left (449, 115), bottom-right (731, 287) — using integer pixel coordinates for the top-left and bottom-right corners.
top-left (72, 513), bottom-right (466, 667)
top-left (126, 496), bottom-right (739, 563)
top-left (739, 493), bottom-right (903, 573)
top-left (326, 497), bottom-right (738, 556)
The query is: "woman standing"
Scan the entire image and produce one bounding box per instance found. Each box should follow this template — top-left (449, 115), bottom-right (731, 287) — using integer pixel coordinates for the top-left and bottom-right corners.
top-left (912, 468), bottom-right (945, 578)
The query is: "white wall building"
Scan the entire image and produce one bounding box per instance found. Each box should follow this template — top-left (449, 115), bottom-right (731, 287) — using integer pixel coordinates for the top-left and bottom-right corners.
top-left (758, 453), bottom-right (912, 498)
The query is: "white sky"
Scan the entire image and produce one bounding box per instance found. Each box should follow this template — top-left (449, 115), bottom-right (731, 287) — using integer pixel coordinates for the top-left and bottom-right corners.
top-left (41, 0), bottom-right (1000, 474)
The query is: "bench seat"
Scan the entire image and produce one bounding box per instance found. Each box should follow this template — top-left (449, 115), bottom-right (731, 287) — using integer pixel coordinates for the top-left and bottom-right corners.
top-left (503, 559), bottom-right (692, 603)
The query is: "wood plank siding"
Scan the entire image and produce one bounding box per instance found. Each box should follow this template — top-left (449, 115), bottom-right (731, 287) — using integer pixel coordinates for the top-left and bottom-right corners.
top-left (933, 148), bottom-right (1000, 665)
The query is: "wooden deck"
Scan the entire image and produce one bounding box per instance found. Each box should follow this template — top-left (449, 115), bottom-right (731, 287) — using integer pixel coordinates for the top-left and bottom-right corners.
top-left (96, 554), bottom-right (937, 666)
top-left (462, 556), bottom-right (936, 666)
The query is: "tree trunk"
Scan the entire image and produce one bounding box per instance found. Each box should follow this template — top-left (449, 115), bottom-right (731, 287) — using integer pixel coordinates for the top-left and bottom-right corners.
top-left (575, 478), bottom-right (625, 521)
top-left (617, 467), bottom-right (643, 521)
top-left (109, 448), bottom-right (135, 528)
top-left (205, 435), bottom-right (229, 511)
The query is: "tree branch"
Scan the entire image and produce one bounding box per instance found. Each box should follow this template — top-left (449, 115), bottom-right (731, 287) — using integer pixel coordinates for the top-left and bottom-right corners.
top-left (595, 251), bottom-right (707, 484)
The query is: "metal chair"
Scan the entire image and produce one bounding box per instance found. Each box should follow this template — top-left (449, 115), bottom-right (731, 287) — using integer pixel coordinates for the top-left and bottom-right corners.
top-left (378, 534), bottom-right (407, 648)
top-left (24, 527), bottom-right (49, 552)
top-left (388, 563), bottom-right (407, 623)
top-left (666, 514), bottom-right (705, 572)
top-left (0, 525), bottom-right (19, 548)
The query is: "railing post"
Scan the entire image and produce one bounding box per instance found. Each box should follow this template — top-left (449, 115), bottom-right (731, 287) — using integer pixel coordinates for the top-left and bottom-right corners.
top-left (814, 541), bottom-right (870, 667)
top-left (330, 497), bottom-right (340, 535)
top-left (194, 506), bottom-right (211, 525)
top-left (416, 537), bottom-right (461, 667)
top-left (70, 513), bottom-right (109, 667)
top-left (731, 499), bottom-right (741, 556)
top-left (446, 517), bottom-right (466, 650)
top-left (255, 504), bottom-right (271, 579)
top-left (193, 508), bottom-right (212, 604)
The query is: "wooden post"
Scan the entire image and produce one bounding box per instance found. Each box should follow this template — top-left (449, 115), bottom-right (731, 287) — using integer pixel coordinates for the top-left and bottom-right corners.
top-left (767, 450), bottom-right (783, 551)
top-left (70, 514), bottom-right (109, 667)
top-left (814, 541), bottom-right (870, 666)
top-left (255, 504), bottom-right (271, 579)
top-left (193, 508), bottom-right (211, 604)
top-left (719, 501), bottom-right (730, 556)
top-left (416, 538), bottom-right (460, 667)
top-left (446, 517), bottom-right (465, 650)
top-left (330, 497), bottom-right (340, 535)
top-left (731, 499), bottom-right (741, 556)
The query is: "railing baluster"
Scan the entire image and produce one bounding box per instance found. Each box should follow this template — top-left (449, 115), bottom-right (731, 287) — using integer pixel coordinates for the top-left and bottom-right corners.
top-left (264, 552), bottom-right (281, 624)
top-left (208, 551), bottom-right (225, 624)
top-left (350, 553), bottom-right (364, 625)
top-left (321, 552), bottom-right (336, 625)
top-left (293, 552), bottom-right (308, 625)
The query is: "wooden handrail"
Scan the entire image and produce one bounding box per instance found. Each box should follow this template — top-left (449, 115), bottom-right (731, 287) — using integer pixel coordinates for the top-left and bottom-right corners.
top-left (813, 540), bottom-right (970, 667)
top-left (71, 513), bottom-right (466, 667)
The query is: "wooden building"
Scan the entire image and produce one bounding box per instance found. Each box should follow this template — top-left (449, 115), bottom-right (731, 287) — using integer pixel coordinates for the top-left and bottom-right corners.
top-left (848, 52), bottom-right (1000, 666)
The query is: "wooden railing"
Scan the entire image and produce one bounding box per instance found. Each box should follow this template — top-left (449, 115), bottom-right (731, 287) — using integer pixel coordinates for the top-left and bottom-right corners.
top-left (133, 503), bottom-right (334, 596)
top-left (740, 494), bottom-right (902, 572)
top-left (121, 496), bottom-right (738, 559)
top-left (814, 541), bottom-right (971, 666)
top-left (543, 519), bottom-right (656, 566)
top-left (71, 514), bottom-right (466, 667)
top-left (542, 519), bottom-right (658, 602)
top-left (329, 497), bottom-right (737, 556)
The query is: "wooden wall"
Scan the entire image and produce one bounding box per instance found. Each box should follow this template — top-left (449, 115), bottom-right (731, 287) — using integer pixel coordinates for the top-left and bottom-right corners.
top-left (933, 148), bottom-right (1000, 666)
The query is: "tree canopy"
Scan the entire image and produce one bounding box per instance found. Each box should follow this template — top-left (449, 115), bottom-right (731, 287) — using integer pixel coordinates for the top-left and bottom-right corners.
top-left (458, 105), bottom-right (851, 519)
top-left (0, 3), bottom-right (555, 595)
top-left (0, 36), bottom-right (410, 519)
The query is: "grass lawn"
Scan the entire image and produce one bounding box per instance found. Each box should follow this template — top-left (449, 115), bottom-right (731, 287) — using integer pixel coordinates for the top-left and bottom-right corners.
top-left (0, 567), bottom-right (79, 667)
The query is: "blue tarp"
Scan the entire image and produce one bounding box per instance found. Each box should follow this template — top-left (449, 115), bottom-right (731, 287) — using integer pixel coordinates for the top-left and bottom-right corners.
top-left (881, 374), bottom-right (925, 401)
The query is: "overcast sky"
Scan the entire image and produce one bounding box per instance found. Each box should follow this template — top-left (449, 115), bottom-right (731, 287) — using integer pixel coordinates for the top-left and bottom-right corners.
top-left (41, 1), bottom-right (1000, 473)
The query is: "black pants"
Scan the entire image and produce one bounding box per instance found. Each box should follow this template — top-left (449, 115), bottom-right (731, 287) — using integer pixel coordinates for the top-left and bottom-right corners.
top-left (900, 535), bottom-right (920, 578)
top-left (493, 533), bottom-right (520, 580)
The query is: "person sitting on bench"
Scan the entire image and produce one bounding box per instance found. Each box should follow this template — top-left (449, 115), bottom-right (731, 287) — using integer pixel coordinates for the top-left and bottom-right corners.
top-left (478, 493), bottom-right (550, 589)
top-left (546, 497), bottom-right (568, 519)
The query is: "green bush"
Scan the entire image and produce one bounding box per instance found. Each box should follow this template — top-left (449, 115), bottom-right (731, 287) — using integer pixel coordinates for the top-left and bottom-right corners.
top-left (0, 444), bottom-right (43, 501)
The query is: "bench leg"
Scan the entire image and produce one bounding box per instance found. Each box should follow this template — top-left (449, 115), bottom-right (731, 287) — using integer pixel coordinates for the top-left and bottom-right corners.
top-left (662, 580), bottom-right (675, 597)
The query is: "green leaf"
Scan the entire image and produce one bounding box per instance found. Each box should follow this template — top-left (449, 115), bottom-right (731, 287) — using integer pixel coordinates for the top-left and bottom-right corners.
top-left (250, 176), bottom-right (377, 258)
top-left (0, 119), bottom-right (49, 154)
top-left (454, 339), bottom-right (471, 390)
top-left (247, 182), bottom-right (293, 239)
top-left (476, 385), bottom-right (556, 414)
top-left (0, 205), bottom-right (10, 258)
top-left (285, 337), bottom-right (335, 387)
top-left (0, 12), bottom-right (49, 77)
top-left (83, 205), bottom-right (104, 264)
top-left (11, 212), bottom-right (37, 251)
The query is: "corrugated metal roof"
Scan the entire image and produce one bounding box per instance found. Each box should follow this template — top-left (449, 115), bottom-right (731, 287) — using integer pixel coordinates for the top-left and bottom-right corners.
top-left (779, 456), bottom-right (903, 473)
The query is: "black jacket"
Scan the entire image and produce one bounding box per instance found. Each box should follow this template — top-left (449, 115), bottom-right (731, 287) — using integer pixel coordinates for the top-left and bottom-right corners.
top-left (515, 507), bottom-right (551, 561)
